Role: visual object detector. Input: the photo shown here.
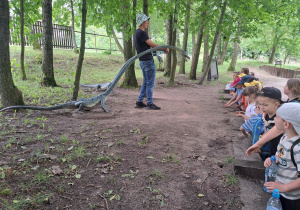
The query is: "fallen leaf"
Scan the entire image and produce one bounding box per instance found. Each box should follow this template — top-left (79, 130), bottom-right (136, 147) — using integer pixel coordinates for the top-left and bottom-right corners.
top-left (52, 165), bottom-right (63, 175)
top-left (198, 194), bottom-right (205, 198)
top-left (105, 142), bottom-right (114, 148)
top-left (75, 174), bottom-right (81, 179)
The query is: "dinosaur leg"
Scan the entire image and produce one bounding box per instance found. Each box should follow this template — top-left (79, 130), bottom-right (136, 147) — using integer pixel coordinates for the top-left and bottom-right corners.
top-left (100, 98), bottom-right (109, 113)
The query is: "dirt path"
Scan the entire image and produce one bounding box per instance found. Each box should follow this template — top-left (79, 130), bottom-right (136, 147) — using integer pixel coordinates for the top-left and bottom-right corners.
top-left (0, 67), bottom-right (289, 209)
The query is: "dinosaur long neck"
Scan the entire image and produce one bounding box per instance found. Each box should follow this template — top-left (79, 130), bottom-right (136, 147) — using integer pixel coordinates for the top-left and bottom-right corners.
top-left (102, 45), bottom-right (189, 96)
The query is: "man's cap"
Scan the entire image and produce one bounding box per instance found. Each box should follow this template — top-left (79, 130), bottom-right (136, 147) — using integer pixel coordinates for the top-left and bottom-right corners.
top-left (237, 75), bottom-right (253, 85)
top-left (231, 77), bottom-right (241, 87)
top-left (277, 103), bottom-right (300, 135)
top-left (137, 13), bottom-right (150, 27)
top-left (258, 87), bottom-right (282, 102)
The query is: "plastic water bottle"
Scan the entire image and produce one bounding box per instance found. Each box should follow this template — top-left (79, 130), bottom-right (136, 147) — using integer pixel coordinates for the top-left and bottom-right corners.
top-left (263, 156), bottom-right (278, 193)
top-left (266, 189), bottom-right (282, 210)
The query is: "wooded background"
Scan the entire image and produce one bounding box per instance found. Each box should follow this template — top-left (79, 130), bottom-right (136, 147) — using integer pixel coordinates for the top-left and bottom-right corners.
top-left (1, 0), bottom-right (300, 107)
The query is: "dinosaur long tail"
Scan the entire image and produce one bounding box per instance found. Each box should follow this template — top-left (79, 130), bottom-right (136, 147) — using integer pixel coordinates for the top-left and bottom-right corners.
top-left (0, 102), bottom-right (77, 112)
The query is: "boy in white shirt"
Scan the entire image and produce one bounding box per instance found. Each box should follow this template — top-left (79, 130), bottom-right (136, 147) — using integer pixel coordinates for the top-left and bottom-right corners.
top-left (264, 103), bottom-right (300, 209)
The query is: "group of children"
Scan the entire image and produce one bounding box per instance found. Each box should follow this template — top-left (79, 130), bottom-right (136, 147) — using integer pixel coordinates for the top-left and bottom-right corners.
top-left (225, 69), bottom-right (300, 209)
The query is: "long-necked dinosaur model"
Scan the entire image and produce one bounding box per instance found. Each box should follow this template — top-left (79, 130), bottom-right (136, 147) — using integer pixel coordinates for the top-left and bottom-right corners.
top-left (0, 45), bottom-right (190, 113)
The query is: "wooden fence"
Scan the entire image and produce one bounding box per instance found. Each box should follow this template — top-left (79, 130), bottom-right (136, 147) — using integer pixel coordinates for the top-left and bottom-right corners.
top-left (259, 65), bottom-right (300, 78)
top-left (10, 21), bottom-right (120, 52)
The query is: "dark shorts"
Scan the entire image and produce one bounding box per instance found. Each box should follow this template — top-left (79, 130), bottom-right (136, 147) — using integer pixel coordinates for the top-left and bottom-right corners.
top-left (280, 195), bottom-right (300, 210)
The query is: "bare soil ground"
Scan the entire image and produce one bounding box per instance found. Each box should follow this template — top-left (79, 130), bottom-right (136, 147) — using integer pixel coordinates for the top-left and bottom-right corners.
top-left (0, 67), bottom-right (287, 209)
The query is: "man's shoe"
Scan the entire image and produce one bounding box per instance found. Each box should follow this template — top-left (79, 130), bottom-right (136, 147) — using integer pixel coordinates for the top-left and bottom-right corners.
top-left (146, 103), bottom-right (161, 110)
top-left (135, 101), bottom-right (147, 108)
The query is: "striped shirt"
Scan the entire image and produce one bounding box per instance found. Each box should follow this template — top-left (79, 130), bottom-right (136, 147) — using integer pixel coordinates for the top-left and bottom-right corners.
top-left (276, 134), bottom-right (300, 200)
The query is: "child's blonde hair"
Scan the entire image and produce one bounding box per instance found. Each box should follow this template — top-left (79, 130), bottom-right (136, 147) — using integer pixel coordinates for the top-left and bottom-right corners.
top-left (242, 86), bottom-right (258, 97)
top-left (286, 79), bottom-right (300, 96)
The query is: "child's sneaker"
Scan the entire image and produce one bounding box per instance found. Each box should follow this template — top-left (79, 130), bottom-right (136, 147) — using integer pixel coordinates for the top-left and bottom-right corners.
top-left (146, 103), bottom-right (161, 110)
top-left (135, 101), bottom-right (147, 108)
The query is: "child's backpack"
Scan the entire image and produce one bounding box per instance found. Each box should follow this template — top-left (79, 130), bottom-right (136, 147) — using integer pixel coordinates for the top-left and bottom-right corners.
top-left (291, 138), bottom-right (300, 178)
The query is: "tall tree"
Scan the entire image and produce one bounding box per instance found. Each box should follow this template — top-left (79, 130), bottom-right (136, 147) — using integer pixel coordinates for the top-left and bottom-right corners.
top-left (20, 0), bottom-right (26, 80)
top-left (70, 0), bottom-right (77, 52)
top-left (121, 0), bottom-right (138, 87)
top-left (169, 2), bottom-right (178, 85)
top-left (143, 0), bottom-right (150, 37)
top-left (72, 0), bottom-right (87, 100)
top-left (202, 32), bottom-right (209, 72)
top-left (217, 33), bottom-right (222, 64)
top-left (109, 24), bottom-right (124, 54)
top-left (0, 0), bottom-right (24, 107)
top-left (189, 0), bottom-right (208, 80)
top-left (164, 14), bottom-right (173, 77)
top-left (41, 0), bottom-right (57, 86)
top-left (220, 36), bottom-right (228, 65)
top-left (179, 0), bottom-right (191, 74)
top-left (199, 0), bottom-right (227, 85)
top-left (227, 18), bottom-right (241, 71)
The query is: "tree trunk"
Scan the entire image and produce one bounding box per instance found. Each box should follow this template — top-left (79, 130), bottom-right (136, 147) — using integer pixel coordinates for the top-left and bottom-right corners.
top-left (110, 25), bottom-right (124, 54)
top-left (121, 0), bottom-right (138, 87)
top-left (217, 33), bottom-right (222, 64)
top-left (227, 18), bottom-right (241, 72)
top-left (227, 37), bottom-right (240, 71)
top-left (202, 32), bottom-right (209, 72)
top-left (199, 1), bottom-right (227, 85)
top-left (169, 4), bottom-right (178, 85)
top-left (0, 0), bottom-right (24, 107)
top-left (268, 42), bottom-right (276, 64)
top-left (143, 0), bottom-right (150, 37)
top-left (72, 0), bottom-right (86, 100)
top-left (164, 15), bottom-right (173, 78)
top-left (283, 50), bottom-right (290, 64)
top-left (20, 0), bottom-right (27, 80)
top-left (179, 0), bottom-right (190, 74)
top-left (132, 0), bottom-right (137, 56)
top-left (70, 0), bottom-right (77, 52)
top-left (189, 0), bottom-right (208, 80)
top-left (41, 0), bottom-right (57, 87)
top-left (220, 37), bottom-right (228, 65)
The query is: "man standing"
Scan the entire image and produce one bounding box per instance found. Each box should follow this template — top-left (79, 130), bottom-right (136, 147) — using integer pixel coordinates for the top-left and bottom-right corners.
top-left (134, 13), bottom-right (169, 110)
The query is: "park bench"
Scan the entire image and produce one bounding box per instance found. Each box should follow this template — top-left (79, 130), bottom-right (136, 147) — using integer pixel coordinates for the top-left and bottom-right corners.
top-left (275, 60), bottom-right (282, 67)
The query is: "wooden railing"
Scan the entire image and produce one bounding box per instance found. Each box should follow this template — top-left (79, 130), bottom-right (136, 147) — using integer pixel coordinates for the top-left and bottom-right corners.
top-left (259, 65), bottom-right (300, 78)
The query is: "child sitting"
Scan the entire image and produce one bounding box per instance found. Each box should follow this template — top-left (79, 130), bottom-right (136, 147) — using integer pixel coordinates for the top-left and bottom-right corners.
top-left (258, 87), bottom-right (283, 156)
top-left (240, 103), bottom-right (270, 160)
top-left (236, 86), bottom-right (258, 121)
top-left (263, 103), bottom-right (300, 209)
top-left (225, 75), bottom-right (253, 110)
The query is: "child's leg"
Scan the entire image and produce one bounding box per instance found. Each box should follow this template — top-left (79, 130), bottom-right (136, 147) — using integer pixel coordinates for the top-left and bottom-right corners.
top-left (280, 196), bottom-right (300, 210)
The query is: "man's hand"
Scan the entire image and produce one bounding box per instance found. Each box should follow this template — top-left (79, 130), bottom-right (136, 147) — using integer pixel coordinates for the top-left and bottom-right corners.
top-left (164, 48), bottom-right (169, 54)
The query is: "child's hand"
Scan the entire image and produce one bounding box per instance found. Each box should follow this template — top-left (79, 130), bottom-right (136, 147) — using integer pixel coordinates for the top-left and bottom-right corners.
top-left (246, 143), bottom-right (261, 156)
top-left (264, 181), bottom-right (286, 193)
top-left (224, 103), bottom-right (230, 107)
top-left (264, 158), bottom-right (271, 167)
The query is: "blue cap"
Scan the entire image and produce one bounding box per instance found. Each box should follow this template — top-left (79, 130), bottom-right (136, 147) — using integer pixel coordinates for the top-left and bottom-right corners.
top-left (237, 75), bottom-right (253, 85)
top-left (271, 156), bottom-right (276, 161)
top-left (272, 189), bottom-right (280, 199)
